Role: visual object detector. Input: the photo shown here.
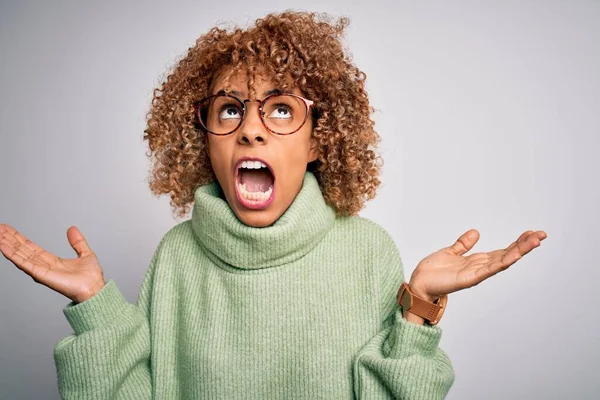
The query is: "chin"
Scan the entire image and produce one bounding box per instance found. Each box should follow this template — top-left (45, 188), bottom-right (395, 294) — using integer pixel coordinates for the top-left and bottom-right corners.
top-left (234, 208), bottom-right (280, 228)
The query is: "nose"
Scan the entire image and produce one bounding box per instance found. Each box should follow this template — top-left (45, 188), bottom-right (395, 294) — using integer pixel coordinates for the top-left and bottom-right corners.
top-left (237, 100), bottom-right (267, 145)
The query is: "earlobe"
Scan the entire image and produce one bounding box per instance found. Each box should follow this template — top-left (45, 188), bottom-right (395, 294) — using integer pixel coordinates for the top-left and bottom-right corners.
top-left (308, 140), bottom-right (319, 163)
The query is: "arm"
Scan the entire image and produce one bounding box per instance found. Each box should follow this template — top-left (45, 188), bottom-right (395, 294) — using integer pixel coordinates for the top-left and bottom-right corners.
top-left (352, 228), bottom-right (455, 399)
top-left (53, 249), bottom-right (159, 400)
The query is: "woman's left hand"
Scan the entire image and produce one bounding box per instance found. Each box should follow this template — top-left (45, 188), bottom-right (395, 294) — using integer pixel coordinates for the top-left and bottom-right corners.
top-left (408, 229), bottom-right (548, 302)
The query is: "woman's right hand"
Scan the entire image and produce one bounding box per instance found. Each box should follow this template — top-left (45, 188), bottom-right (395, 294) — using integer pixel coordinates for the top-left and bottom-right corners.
top-left (0, 224), bottom-right (105, 304)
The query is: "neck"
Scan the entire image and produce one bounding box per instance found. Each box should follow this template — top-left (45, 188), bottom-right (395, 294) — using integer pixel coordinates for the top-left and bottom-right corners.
top-left (191, 171), bottom-right (336, 270)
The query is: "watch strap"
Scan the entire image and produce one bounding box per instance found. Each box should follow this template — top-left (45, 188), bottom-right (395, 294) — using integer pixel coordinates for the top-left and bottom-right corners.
top-left (397, 282), bottom-right (448, 325)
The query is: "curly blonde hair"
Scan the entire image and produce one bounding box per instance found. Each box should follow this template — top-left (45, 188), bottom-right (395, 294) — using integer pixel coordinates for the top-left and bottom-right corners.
top-left (143, 10), bottom-right (383, 219)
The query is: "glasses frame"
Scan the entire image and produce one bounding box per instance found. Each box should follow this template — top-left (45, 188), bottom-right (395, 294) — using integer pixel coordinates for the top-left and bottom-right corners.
top-left (194, 92), bottom-right (314, 136)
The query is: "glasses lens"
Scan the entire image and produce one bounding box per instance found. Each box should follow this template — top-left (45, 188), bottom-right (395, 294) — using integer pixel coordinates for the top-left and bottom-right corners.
top-left (262, 94), bottom-right (308, 134)
top-left (198, 95), bottom-right (243, 135)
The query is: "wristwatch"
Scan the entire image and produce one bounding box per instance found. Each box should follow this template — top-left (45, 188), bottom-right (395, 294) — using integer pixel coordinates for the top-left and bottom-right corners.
top-left (396, 282), bottom-right (448, 326)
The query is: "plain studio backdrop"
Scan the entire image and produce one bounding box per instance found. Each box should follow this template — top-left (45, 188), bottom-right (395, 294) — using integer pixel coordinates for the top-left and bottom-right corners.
top-left (0, 1), bottom-right (598, 399)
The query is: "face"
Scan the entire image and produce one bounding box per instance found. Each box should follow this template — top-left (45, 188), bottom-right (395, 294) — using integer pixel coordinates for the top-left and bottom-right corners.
top-left (205, 68), bottom-right (319, 228)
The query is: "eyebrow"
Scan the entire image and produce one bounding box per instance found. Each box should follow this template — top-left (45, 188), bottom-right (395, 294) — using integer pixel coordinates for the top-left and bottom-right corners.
top-left (213, 88), bottom-right (287, 98)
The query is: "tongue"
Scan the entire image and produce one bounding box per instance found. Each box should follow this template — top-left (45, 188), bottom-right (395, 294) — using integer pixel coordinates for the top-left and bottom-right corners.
top-left (239, 169), bottom-right (274, 192)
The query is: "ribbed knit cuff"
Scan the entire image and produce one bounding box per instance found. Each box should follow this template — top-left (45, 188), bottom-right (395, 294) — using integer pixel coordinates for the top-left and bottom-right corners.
top-left (62, 279), bottom-right (128, 335)
top-left (385, 308), bottom-right (443, 359)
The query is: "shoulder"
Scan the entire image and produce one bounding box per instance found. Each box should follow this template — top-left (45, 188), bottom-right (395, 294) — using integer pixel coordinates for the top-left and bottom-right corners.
top-left (151, 219), bottom-right (196, 260)
top-left (162, 219), bottom-right (194, 244)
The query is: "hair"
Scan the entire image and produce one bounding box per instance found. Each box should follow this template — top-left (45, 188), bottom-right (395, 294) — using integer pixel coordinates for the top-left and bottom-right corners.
top-left (143, 10), bottom-right (383, 219)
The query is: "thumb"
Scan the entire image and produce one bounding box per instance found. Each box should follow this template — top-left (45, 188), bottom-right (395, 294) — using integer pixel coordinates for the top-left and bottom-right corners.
top-left (448, 228), bottom-right (480, 256)
top-left (67, 226), bottom-right (93, 258)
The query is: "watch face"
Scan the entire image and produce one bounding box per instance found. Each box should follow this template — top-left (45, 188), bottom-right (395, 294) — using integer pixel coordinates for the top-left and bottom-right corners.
top-left (430, 294), bottom-right (448, 325)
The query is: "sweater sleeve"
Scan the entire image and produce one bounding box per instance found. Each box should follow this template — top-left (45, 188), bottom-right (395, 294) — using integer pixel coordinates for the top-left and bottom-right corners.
top-left (352, 226), bottom-right (456, 399)
top-left (53, 250), bottom-right (159, 400)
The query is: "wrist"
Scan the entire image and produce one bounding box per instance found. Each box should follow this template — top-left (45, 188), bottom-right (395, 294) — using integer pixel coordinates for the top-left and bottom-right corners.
top-left (401, 281), bottom-right (442, 326)
top-left (408, 280), bottom-right (439, 303)
top-left (73, 280), bottom-right (106, 304)
top-left (402, 308), bottom-right (427, 325)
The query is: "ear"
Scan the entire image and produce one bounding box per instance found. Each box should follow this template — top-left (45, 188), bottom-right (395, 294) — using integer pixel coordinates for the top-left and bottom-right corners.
top-left (204, 132), bottom-right (210, 150)
top-left (308, 137), bottom-right (319, 163)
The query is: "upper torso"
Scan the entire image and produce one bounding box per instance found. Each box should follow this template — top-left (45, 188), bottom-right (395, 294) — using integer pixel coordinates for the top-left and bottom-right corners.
top-left (148, 217), bottom-right (383, 399)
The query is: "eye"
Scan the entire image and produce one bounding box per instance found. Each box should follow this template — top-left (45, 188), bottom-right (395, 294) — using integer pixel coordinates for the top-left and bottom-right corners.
top-left (268, 104), bottom-right (292, 119)
top-left (219, 106), bottom-right (242, 120)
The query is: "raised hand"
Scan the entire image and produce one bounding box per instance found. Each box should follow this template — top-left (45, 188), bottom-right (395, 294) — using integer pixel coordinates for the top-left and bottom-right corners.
top-left (0, 224), bottom-right (105, 304)
top-left (408, 229), bottom-right (547, 302)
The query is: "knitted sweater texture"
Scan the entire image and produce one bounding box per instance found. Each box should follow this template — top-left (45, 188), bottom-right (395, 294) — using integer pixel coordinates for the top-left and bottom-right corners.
top-left (53, 171), bottom-right (455, 399)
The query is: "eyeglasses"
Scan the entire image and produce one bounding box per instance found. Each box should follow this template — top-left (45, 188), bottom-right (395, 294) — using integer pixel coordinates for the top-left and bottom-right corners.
top-left (194, 92), bottom-right (314, 136)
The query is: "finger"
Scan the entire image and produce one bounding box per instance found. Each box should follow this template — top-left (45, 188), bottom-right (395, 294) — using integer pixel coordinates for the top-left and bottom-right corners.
top-left (514, 232), bottom-right (543, 257)
top-left (462, 230), bottom-right (547, 287)
top-left (505, 230), bottom-right (547, 254)
top-left (502, 231), bottom-right (543, 260)
top-left (537, 230), bottom-right (548, 241)
top-left (486, 240), bottom-right (535, 267)
top-left (466, 252), bottom-right (521, 285)
top-left (66, 226), bottom-right (93, 258)
top-left (0, 235), bottom-right (51, 282)
top-left (449, 229), bottom-right (480, 256)
top-left (517, 230), bottom-right (534, 243)
top-left (0, 224), bottom-right (57, 266)
top-left (486, 235), bottom-right (541, 273)
top-left (502, 230), bottom-right (533, 254)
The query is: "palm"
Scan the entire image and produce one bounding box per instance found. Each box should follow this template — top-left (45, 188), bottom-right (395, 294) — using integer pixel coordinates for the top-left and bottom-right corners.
top-left (0, 224), bottom-right (105, 303)
top-left (410, 229), bottom-right (547, 300)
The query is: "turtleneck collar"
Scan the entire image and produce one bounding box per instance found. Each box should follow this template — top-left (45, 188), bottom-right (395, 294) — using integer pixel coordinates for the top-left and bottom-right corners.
top-left (191, 171), bottom-right (336, 270)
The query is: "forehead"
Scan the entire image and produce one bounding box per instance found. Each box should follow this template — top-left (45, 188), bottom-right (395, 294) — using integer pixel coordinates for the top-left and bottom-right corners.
top-left (210, 65), bottom-right (300, 96)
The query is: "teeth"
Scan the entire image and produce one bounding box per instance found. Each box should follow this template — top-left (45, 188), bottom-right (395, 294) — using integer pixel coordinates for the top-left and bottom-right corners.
top-left (237, 182), bottom-right (273, 202)
top-left (240, 160), bottom-right (267, 169)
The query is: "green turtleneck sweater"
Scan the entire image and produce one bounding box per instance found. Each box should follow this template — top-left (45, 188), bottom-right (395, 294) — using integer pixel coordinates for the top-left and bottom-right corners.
top-left (53, 171), bottom-right (455, 399)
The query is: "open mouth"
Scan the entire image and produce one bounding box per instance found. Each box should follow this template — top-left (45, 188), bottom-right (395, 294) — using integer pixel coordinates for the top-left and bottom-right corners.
top-left (234, 158), bottom-right (276, 209)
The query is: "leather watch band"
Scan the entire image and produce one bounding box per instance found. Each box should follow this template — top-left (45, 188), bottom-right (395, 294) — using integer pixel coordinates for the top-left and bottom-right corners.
top-left (396, 282), bottom-right (448, 325)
